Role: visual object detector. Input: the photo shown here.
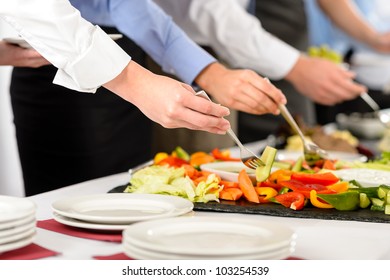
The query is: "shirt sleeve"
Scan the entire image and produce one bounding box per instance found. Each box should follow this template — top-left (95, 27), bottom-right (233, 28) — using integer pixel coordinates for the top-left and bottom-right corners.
top-left (0, 0), bottom-right (131, 92)
top-left (71, 0), bottom-right (216, 85)
top-left (154, 0), bottom-right (300, 80)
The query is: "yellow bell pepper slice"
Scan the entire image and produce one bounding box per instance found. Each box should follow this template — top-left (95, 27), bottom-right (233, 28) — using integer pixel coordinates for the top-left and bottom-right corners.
top-left (268, 169), bottom-right (292, 184)
top-left (254, 187), bottom-right (278, 203)
top-left (327, 181), bottom-right (349, 193)
top-left (153, 152), bottom-right (169, 164)
top-left (310, 190), bottom-right (334, 209)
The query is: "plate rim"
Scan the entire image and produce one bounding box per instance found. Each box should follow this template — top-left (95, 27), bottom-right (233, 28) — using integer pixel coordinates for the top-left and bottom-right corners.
top-left (51, 193), bottom-right (194, 224)
top-left (0, 219), bottom-right (36, 238)
top-left (52, 211), bottom-right (129, 231)
top-left (123, 216), bottom-right (295, 256)
top-left (0, 232), bottom-right (36, 254)
top-left (0, 196), bottom-right (36, 223)
top-left (123, 240), bottom-right (293, 260)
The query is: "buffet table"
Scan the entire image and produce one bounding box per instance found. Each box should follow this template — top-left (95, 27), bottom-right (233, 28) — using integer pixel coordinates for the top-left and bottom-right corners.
top-left (11, 138), bottom-right (386, 260)
top-left (1, 141), bottom-right (390, 260)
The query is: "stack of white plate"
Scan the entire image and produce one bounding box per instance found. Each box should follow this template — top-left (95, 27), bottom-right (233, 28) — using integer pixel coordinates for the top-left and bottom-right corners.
top-left (51, 193), bottom-right (194, 231)
top-left (122, 216), bottom-right (296, 260)
top-left (0, 195), bottom-right (37, 254)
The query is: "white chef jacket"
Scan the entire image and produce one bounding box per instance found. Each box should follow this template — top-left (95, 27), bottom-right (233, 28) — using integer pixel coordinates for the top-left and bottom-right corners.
top-left (0, 0), bottom-right (130, 92)
top-left (153, 0), bottom-right (300, 80)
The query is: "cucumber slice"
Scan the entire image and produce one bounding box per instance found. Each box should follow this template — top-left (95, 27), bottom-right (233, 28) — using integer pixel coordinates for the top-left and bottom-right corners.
top-left (386, 192), bottom-right (390, 205)
top-left (378, 186), bottom-right (390, 199)
top-left (385, 205), bottom-right (390, 215)
top-left (278, 187), bottom-right (289, 194)
top-left (356, 187), bottom-right (379, 198)
top-left (272, 161), bottom-right (292, 170)
top-left (371, 197), bottom-right (385, 207)
top-left (255, 146), bottom-right (277, 182)
top-left (359, 193), bottom-right (371, 209)
top-left (371, 204), bottom-right (385, 211)
top-left (291, 156), bottom-right (304, 172)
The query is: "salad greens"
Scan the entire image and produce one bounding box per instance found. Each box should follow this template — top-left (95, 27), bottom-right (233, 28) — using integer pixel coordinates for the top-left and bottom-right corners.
top-left (347, 152), bottom-right (390, 171)
top-left (124, 165), bottom-right (221, 203)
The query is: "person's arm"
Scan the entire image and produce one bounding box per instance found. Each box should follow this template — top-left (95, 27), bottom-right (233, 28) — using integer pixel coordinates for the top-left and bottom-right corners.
top-left (285, 54), bottom-right (366, 105)
top-left (154, 0), bottom-right (365, 106)
top-left (71, 0), bottom-right (286, 116)
top-left (0, 0), bottom-right (231, 133)
top-left (318, 0), bottom-right (390, 53)
top-left (0, 41), bottom-right (49, 67)
top-left (104, 60), bottom-right (231, 134)
top-left (155, 0), bottom-right (299, 81)
top-left (1, 0), bottom-right (130, 92)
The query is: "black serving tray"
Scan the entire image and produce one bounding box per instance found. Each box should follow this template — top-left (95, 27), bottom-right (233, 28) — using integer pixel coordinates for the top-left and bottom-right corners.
top-left (109, 184), bottom-right (390, 224)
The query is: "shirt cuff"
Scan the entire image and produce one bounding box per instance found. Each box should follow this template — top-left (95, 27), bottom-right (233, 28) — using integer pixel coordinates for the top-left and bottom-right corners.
top-left (53, 26), bottom-right (131, 93)
top-left (268, 44), bottom-right (300, 80)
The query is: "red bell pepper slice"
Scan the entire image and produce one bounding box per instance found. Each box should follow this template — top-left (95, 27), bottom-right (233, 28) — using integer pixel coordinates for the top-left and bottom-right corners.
top-left (290, 172), bottom-right (339, 186)
top-left (280, 180), bottom-right (335, 198)
top-left (211, 148), bottom-right (240, 161)
top-left (274, 192), bottom-right (305, 210)
top-left (257, 180), bottom-right (282, 190)
top-left (156, 156), bottom-right (189, 168)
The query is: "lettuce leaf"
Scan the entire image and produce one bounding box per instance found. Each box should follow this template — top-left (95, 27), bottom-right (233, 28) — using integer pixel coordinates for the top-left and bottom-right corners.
top-left (124, 165), bottom-right (221, 203)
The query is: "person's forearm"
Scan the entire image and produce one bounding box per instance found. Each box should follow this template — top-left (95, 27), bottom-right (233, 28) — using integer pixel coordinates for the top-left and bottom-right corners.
top-left (103, 60), bottom-right (231, 134)
top-left (317, 0), bottom-right (378, 46)
top-left (1, 0), bottom-right (130, 92)
top-left (155, 0), bottom-right (299, 80)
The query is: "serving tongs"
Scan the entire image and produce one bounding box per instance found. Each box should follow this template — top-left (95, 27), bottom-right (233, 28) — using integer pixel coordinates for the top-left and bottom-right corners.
top-left (342, 63), bottom-right (390, 128)
top-left (278, 104), bottom-right (329, 164)
top-left (360, 92), bottom-right (390, 128)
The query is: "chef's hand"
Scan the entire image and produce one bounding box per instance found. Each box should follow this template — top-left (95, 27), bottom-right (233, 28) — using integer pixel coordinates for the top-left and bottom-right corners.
top-left (285, 55), bottom-right (367, 105)
top-left (194, 62), bottom-right (287, 115)
top-left (0, 41), bottom-right (49, 67)
top-left (104, 61), bottom-right (231, 134)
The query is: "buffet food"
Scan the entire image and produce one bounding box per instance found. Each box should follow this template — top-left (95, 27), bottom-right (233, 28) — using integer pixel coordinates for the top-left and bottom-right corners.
top-left (124, 146), bottom-right (390, 216)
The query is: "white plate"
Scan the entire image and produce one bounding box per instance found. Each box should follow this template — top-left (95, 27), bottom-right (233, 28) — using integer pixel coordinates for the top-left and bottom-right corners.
top-left (0, 232), bottom-right (36, 254)
top-left (123, 241), bottom-right (294, 260)
top-left (0, 219), bottom-right (36, 238)
top-left (52, 212), bottom-right (129, 231)
top-left (3, 34), bottom-right (123, 49)
top-left (52, 193), bottom-right (193, 224)
top-left (0, 213), bottom-right (35, 231)
top-left (0, 196), bottom-right (36, 223)
top-left (0, 227), bottom-right (36, 245)
top-left (200, 162), bottom-right (256, 182)
top-left (123, 216), bottom-right (295, 256)
top-left (276, 150), bottom-right (367, 162)
top-left (332, 168), bottom-right (390, 187)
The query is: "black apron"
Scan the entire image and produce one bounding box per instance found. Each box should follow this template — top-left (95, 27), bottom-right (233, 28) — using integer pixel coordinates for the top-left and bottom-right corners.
top-left (10, 27), bottom-right (151, 196)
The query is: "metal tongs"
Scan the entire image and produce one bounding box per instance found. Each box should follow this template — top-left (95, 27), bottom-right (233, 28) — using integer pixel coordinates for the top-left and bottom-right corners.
top-left (360, 92), bottom-right (390, 128)
top-left (278, 104), bottom-right (329, 163)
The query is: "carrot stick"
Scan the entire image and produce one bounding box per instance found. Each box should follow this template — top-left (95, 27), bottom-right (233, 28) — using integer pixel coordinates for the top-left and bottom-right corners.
top-left (238, 169), bottom-right (260, 203)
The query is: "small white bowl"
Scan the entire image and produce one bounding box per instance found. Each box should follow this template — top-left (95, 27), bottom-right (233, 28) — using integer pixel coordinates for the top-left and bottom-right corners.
top-left (336, 112), bottom-right (385, 139)
top-left (200, 162), bottom-right (256, 182)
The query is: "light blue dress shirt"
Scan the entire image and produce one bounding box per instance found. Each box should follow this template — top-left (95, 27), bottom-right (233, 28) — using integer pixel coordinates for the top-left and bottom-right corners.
top-left (305, 0), bottom-right (374, 54)
top-left (70, 0), bottom-right (216, 84)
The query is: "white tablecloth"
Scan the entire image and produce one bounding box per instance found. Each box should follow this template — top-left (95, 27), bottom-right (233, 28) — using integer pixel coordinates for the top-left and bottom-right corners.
top-left (27, 169), bottom-right (390, 260)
